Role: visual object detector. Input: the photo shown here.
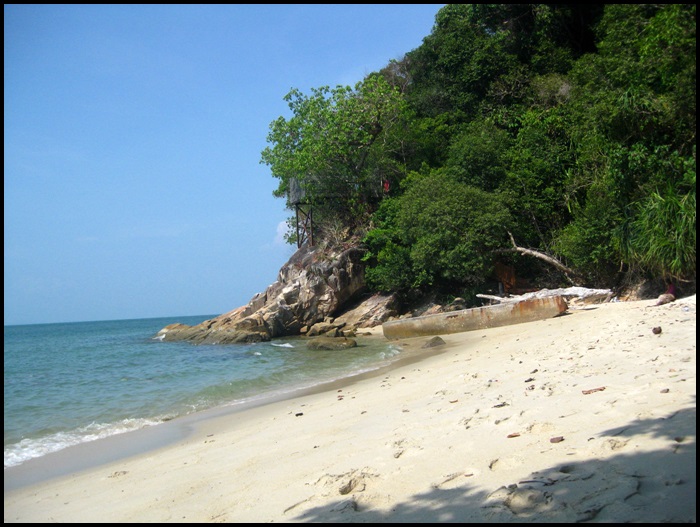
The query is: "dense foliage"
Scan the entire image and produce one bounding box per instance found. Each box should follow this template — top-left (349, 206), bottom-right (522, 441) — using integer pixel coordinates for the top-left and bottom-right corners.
top-left (261, 4), bottom-right (695, 300)
top-left (260, 75), bottom-right (408, 242)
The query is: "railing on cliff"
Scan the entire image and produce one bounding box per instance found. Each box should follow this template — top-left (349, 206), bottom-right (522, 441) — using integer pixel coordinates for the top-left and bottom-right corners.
top-left (288, 178), bottom-right (313, 248)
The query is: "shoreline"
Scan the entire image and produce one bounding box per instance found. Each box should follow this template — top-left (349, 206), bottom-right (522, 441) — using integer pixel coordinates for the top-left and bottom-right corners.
top-left (4, 297), bottom-right (696, 523)
top-left (3, 328), bottom-right (440, 492)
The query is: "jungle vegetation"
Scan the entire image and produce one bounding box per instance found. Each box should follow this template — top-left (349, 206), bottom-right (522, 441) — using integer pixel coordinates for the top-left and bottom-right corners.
top-left (261, 4), bottom-right (695, 303)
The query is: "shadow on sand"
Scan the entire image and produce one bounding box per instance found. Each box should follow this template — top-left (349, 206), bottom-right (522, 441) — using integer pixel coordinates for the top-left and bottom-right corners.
top-left (292, 403), bottom-right (696, 523)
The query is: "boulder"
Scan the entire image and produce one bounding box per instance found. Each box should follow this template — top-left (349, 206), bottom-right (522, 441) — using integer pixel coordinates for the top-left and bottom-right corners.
top-left (155, 244), bottom-right (368, 344)
top-left (422, 336), bottom-right (446, 348)
top-left (332, 293), bottom-right (400, 328)
top-left (305, 337), bottom-right (358, 350)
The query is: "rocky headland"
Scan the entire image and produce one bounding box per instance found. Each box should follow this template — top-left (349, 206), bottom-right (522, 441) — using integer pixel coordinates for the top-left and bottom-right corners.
top-left (155, 244), bottom-right (399, 345)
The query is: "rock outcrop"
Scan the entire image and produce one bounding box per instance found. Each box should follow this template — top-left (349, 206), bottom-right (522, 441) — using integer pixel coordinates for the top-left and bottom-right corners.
top-left (155, 244), bottom-right (374, 344)
top-left (305, 337), bottom-right (358, 350)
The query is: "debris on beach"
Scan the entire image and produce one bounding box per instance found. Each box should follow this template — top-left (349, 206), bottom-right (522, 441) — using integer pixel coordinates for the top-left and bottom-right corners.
top-left (476, 286), bottom-right (613, 305)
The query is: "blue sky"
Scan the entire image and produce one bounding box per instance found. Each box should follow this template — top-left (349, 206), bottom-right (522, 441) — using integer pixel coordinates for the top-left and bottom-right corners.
top-left (4, 4), bottom-right (444, 325)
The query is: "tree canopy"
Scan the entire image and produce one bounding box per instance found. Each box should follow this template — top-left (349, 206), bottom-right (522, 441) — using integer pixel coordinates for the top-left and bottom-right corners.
top-left (260, 74), bottom-right (407, 238)
top-left (261, 4), bottom-right (696, 300)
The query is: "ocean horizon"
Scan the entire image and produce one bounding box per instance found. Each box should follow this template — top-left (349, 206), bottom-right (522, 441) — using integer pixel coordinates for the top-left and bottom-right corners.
top-left (4, 315), bottom-right (402, 471)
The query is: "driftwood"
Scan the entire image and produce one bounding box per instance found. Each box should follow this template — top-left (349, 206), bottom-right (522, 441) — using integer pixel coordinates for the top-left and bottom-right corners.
top-left (477, 293), bottom-right (520, 303)
top-left (383, 296), bottom-right (568, 339)
top-left (477, 287), bottom-right (614, 305)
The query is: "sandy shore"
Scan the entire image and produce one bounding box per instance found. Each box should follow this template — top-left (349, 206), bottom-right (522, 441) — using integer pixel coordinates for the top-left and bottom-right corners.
top-left (4, 296), bottom-right (696, 523)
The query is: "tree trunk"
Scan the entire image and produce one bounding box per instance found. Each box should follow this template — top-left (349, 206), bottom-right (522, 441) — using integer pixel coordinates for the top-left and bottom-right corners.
top-left (495, 232), bottom-right (580, 285)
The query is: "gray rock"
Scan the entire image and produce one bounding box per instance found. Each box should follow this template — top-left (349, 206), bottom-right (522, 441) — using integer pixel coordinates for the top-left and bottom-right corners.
top-left (422, 336), bottom-right (446, 348)
top-left (306, 337), bottom-right (358, 350)
top-left (155, 245), bottom-right (371, 344)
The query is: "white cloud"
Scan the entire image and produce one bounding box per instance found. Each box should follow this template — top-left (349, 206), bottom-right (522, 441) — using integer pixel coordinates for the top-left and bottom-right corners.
top-left (273, 219), bottom-right (288, 246)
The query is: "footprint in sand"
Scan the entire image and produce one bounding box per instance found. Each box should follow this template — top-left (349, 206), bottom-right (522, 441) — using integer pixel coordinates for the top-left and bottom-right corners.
top-left (459, 409), bottom-right (483, 430)
top-left (339, 477), bottom-right (366, 495)
top-left (504, 487), bottom-right (552, 514)
top-left (489, 455), bottom-right (525, 471)
top-left (389, 438), bottom-right (423, 459)
top-left (483, 485), bottom-right (553, 519)
top-left (526, 422), bottom-right (556, 434)
top-left (314, 468), bottom-right (378, 497)
top-left (602, 438), bottom-right (630, 451)
top-left (431, 469), bottom-right (479, 489)
top-left (539, 383), bottom-right (555, 397)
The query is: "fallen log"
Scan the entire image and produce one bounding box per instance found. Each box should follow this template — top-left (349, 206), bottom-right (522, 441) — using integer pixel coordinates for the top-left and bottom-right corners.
top-left (382, 295), bottom-right (568, 339)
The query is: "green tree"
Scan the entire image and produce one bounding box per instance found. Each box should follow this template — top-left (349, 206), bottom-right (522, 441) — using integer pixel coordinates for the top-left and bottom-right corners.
top-left (554, 4), bottom-right (696, 283)
top-left (404, 4), bottom-right (603, 122)
top-left (500, 107), bottom-right (573, 249)
top-left (260, 74), bottom-right (407, 238)
top-left (364, 171), bottom-right (513, 294)
top-left (445, 118), bottom-right (511, 191)
top-left (616, 156), bottom-right (696, 280)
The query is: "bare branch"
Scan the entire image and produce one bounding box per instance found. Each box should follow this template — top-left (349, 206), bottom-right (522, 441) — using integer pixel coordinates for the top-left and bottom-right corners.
top-left (495, 232), bottom-right (580, 285)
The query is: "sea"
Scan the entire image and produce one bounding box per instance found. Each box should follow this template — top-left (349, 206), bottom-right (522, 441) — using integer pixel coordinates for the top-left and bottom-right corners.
top-left (4, 315), bottom-right (404, 471)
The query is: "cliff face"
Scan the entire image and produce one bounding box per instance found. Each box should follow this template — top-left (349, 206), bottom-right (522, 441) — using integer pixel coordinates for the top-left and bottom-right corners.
top-left (155, 244), bottom-right (387, 344)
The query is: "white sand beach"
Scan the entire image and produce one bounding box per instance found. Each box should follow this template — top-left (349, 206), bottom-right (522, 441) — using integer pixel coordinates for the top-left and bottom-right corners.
top-left (4, 295), bottom-right (696, 523)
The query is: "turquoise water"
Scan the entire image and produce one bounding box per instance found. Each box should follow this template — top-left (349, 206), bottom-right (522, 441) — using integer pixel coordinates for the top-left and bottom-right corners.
top-left (4, 316), bottom-right (401, 468)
